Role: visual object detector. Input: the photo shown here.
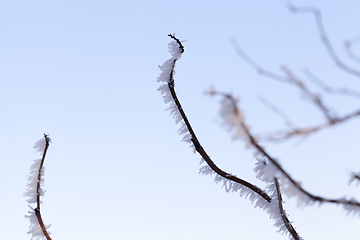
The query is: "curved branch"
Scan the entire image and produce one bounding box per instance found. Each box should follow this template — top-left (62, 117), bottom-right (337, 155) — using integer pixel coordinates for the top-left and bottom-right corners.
top-left (161, 35), bottom-right (271, 203)
top-left (35, 134), bottom-right (52, 240)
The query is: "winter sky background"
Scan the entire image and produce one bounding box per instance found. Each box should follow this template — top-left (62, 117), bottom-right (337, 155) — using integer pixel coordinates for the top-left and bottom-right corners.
top-left (1, 0), bottom-right (360, 239)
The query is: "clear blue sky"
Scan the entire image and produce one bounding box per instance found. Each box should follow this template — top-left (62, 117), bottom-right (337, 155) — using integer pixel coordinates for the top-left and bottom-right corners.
top-left (1, 0), bottom-right (360, 239)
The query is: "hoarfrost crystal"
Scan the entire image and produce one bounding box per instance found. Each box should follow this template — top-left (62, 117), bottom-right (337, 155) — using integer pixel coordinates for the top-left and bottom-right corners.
top-left (24, 136), bottom-right (52, 240)
top-left (157, 37), bottom-right (194, 152)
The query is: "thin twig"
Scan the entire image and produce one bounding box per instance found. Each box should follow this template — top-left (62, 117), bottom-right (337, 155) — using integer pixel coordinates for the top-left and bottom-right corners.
top-left (258, 96), bottom-right (297, 129)
top-left (286, 2), bottom-right (360, 78)
top-left (345, 38), bottom-right (360, 63)
top-left (35, 134), bottom-right (52, 240)
top-left (230, 39), bottom-right (290, 83)
top-left (281, 66), bottom-right (338, 122)
top-left (304, 68), bottom-right (360, 100)
top-left (262, 107), bottom-right (360, 141)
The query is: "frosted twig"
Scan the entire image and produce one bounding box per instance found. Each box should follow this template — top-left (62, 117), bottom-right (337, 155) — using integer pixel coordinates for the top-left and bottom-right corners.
top-left (211, 91), bottom-right (360, 211)
top-left (24, 134), bottom-right (52, 240)
top-left (158, 35), bottom-right (271, 203)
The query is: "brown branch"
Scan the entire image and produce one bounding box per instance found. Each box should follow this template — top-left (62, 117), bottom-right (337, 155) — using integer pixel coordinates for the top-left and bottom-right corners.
top-left (286, 2), bottom-right (360, 78)
top-left (166, 35), bottom-right (271, 203)
top-left (35, 134), bottom-right (52, 240)
top-left (274, 178), bottom-right (301, 240)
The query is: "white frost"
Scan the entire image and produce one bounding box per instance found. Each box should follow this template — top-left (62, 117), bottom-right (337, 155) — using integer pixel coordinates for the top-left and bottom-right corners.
top-left (199, 163), bottom-right (269, 210)
top-left (25, 206), bottom-right (51, 240)
top-left (157, 37), bottom-right (195, 152)
top-left (266, 181), bottom-right (302, 240)
top-left (254, 156), bottom-right (315, 207)
top-left (217, 94), bottom-right (253, 148)
top-left (24, 137), bottom-right (51, 240)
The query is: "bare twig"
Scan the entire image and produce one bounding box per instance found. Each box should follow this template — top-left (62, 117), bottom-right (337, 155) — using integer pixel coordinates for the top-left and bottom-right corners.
top-left (304, 69), bottom-right (360, 99)
top-left (258, 96), bottom-right (297, 129)
top-left (230, 39), bottom-right (290, 83)
top-left (231, 40), bottom-right (360, 140)
top-left (286, 2), bottom-right (360, 78)
top-left (262, 107), bottom-right (360, 141)
top-left (345, 38), bottom-right (360, 63)
top-left (281, 66), bottom-right (338, 122)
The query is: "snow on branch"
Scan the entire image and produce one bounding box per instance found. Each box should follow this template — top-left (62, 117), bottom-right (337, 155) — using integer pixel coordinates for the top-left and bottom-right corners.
top-left (271, 178), bottom-right (303, 240)
top-left (157, 35), bottom-right (271, 205)
top-left (158, 35), bottom-right (312, 239)
top-left (209, 89), bottom-right (360, 212)
top-left (24, 134), bottom-right (52, 240)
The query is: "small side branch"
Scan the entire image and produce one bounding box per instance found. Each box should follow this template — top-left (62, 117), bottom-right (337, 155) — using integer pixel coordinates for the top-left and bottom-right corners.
top-left (231, 40), bottom-right (360, 140)
top-left (303, 69), bottom-right (360, 100)
top-left (345, 38), bottom-right (360, 63)
top-left (281, 66), bottom-right (337, 122)
top-left (231, 39), bottom-right (290, 83)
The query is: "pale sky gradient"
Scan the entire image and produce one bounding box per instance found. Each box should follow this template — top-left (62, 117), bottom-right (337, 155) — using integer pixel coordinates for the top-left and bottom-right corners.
top-left (1, 1), bottom-right (360, 239)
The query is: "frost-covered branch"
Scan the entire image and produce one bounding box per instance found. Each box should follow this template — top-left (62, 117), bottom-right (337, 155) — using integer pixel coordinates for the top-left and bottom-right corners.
top-left (210, 90), bottom-right (360, 214)
top-left (274, 178), bottom-right (302, 240)
top-left (24, 134), bottom-right (52, 240)
top-left (157, 34), bottom-right (271, 204)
